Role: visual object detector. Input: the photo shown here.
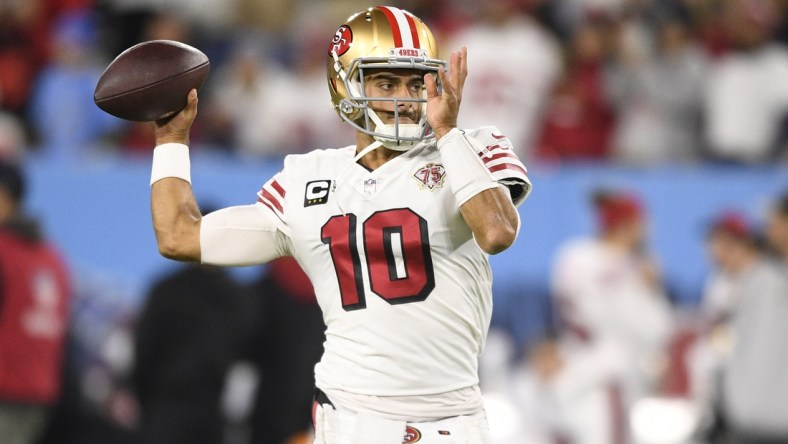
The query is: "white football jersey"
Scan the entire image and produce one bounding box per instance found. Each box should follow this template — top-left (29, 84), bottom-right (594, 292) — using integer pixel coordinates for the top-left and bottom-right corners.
top-left (255, 126), bottom-right (529, 398)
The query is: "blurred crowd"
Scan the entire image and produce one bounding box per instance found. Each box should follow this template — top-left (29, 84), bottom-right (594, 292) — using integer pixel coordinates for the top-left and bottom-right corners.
top-left (0, 0), bottom-right (786, 163)
top-left (1, 0), bottom-right (788, 444)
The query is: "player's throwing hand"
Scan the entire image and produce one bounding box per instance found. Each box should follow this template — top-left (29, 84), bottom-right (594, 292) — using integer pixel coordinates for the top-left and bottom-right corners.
top-left (153, 88), bottom-right (199, 146)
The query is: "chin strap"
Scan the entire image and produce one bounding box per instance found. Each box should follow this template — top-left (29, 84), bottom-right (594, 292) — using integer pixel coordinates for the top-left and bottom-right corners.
top-left (351, 140), bottom-right (384, 165)
top-left (364, 97), bottom-right (419, 151)
top-left (331, 140), bottom-right (384, 215)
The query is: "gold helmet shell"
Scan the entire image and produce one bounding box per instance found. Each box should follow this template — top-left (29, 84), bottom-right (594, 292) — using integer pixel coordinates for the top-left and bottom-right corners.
top-left (326, 6), bottom-right (446, 149)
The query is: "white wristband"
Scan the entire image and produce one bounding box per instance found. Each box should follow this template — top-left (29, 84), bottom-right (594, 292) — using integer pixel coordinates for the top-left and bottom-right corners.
top-left (150, 143), bottom-right (191, 186)
top-left (438, 128), bottom-right (499, 206)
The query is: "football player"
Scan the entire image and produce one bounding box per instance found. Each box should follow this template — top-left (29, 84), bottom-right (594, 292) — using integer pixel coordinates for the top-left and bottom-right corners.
top-left (542, 191), bottom-right (673, 443)
top-left (148, 6), bottom-right (531, 443)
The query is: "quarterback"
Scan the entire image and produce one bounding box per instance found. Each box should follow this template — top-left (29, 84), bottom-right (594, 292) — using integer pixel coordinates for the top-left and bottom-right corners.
top-left (149, 6), bottom-right (531, 444)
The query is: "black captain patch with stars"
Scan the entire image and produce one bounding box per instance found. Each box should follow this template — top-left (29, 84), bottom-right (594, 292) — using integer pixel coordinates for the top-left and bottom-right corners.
top-left (304, 180), bottom-right (331, 207)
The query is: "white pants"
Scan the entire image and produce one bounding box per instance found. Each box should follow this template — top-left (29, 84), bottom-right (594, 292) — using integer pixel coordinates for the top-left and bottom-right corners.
top-left (313, 403), bottom-right (492, 444)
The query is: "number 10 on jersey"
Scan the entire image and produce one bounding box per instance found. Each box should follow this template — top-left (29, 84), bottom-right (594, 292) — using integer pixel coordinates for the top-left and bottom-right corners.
top-left (321, 208), bottom-right (435, 311)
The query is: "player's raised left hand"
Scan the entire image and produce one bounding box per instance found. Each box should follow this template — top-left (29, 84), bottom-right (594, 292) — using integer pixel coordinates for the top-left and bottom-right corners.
top-left (425, 47), bottom-right (467, 140)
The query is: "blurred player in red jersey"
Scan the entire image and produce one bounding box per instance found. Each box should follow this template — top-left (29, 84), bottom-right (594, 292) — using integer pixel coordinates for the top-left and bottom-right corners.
top-left (0, 159), bottom-right (71, 443)
top-left (146, 5), bottom-right (531, 443)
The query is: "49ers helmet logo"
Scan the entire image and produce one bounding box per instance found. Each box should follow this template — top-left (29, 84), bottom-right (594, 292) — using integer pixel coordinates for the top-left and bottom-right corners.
top-left (329, 25), bottom-right (353, 56)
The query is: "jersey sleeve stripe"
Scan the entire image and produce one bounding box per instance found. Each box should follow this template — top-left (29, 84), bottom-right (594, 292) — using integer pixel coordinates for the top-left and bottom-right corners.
top-left (484, 145), bottom-right (515, 154)
top-left (257, 197), bottom-right (279, 216)
top-left (480, 151), bottom-right (520, 163)
top-left (488, 163), bottom-right (528, 176)
top-left (270, 179), bottom-right (286, 199)
top-left (259, 189), bottom-right (284, 214)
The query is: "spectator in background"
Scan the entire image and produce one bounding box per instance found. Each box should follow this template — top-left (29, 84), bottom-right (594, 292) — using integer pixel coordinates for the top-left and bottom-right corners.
top-left (689, 211), bottom-right (756, 442)
top-left (233, 0), bottom-right (298, 35)
top-left (282, 29), bottom-right (355, 153)
top-left (27, 10), bottom-right (123, 161)
top-left (207, 27), bottom-right (353, 157)
top-left (703, 0), bottom-right (788, 163)
top-left (765, 192), bottom-right (788, 261)
top-left (285, 9), bottom-right (364, 151)
top-left (103, 0), bottom-right (238, 36)
top-left (446, 0), bottom-right (561, 159)
top-left (0, 111), bottom-right (27, 160)
top-left (0, 159), bottom-right (71, 444)
top-left (208, 40), bottom-right (299, 157)
top-left (607, 6), bottom-right (707, 165)
top-left (535, 16), bottom-right (616, 161)
top-left (244, 257), bottom-right (325, 444)
top-left (132, 258), bottom-right (245, 444)
top-left (700, 213), bottom-right (755, 328)
top-left (699, 201), bottom-right (788, 444)
top-left (0, 1), bottom-right (49, 116)
top-left (531, 190), bottom-right (673, 443)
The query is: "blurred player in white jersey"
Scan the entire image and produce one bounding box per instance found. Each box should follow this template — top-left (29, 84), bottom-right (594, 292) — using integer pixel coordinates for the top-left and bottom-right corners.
top-left (532, 190), bottom-right (673, 444)
top-left (146, 6), bottom-right (531, 444)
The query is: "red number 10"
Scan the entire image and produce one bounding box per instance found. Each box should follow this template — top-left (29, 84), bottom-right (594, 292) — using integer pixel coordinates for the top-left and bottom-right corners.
top-left (320, 208), bottom-right (435, 311)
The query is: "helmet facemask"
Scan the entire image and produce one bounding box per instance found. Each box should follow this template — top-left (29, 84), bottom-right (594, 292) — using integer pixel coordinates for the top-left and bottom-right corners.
top-left (331, 50), bottom-right (447, 151)
top-left (327, 6), bottom-right (446, 151)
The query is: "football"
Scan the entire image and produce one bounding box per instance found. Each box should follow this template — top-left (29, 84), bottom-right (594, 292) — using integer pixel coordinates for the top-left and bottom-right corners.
top-left (94, 40), bottom-right (210, 122)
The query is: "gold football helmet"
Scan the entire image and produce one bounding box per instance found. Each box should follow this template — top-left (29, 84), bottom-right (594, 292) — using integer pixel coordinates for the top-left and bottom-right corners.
top-left (327, 6), bottom-right (446, 150)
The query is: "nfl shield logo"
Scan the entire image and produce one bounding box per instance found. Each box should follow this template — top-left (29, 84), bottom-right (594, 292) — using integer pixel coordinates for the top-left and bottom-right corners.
top-left (363, 178), bottom-right (377, 195)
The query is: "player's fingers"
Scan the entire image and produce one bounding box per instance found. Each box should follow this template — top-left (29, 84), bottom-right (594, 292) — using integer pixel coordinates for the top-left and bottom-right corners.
top-left (458, 47), bottom-right (468, 93)
top-left (449, 48), bottom-right (467, 105)
top-left (437, 65), bottom-right (453, 99)
top-left (174, 89), bottom-right (199, 126)
top-left (154, 89), bottom-right (198, 128)
top-left (184, 88), bottom-right (199, 116)
top-left (447, 51), bottom-right (457, 92)
top-left (424, 72), bottom-right (439, 99)
top-left (452, 50), bottom-right (465, 93)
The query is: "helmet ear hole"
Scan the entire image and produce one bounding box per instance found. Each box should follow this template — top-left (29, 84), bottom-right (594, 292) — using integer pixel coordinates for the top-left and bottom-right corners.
top-left (339, 100), bottom-right (354, 115)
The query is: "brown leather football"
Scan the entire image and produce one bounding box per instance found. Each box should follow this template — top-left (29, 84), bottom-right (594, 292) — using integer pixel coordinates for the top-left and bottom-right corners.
top-left (94, 40), bottom-right (210, 122)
